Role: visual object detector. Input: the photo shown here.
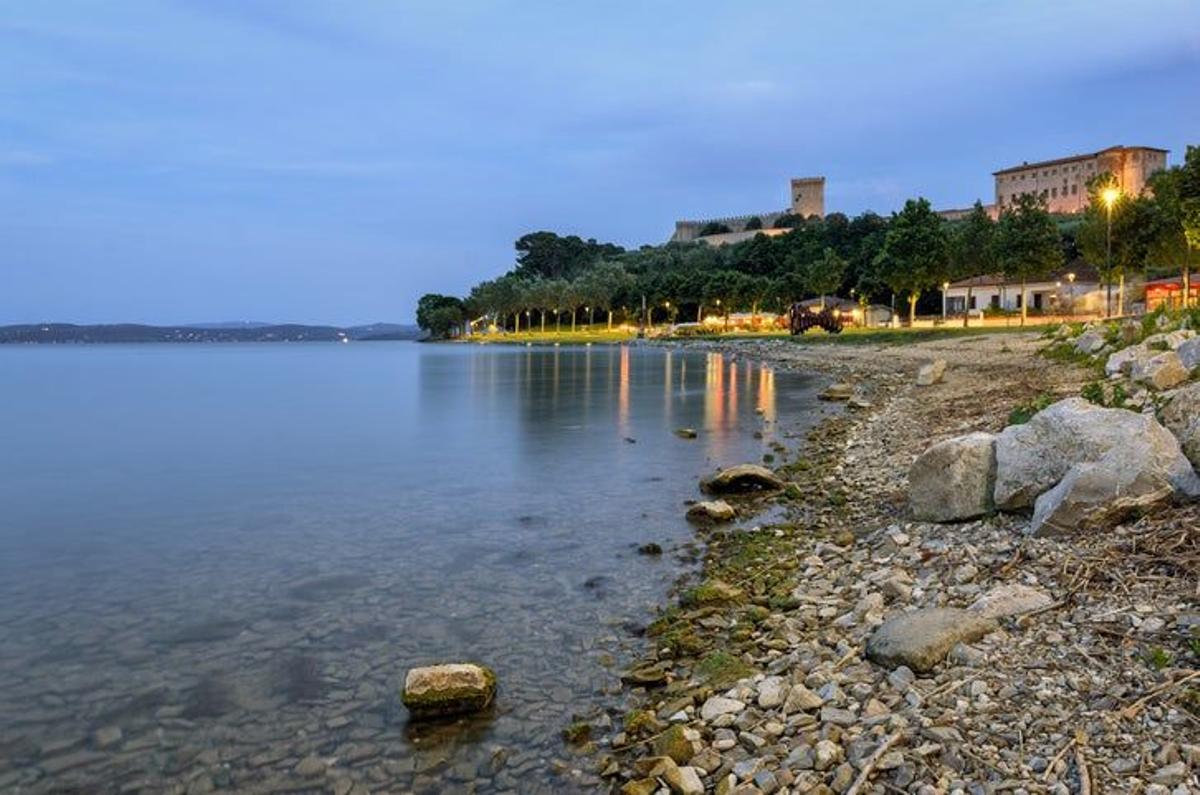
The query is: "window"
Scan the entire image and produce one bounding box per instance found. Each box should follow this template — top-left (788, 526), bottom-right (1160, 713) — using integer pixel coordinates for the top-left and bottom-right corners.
top-left (969, 296), bottom-right (977, 310)
top-left (1051, 187), bottom-right (1058, 197)
top-left (1071, 184), bottom-right (1078, 195)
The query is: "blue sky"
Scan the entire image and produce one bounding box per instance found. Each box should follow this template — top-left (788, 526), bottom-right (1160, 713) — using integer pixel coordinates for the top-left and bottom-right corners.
top-left (2, 1), bottom-right (1198, 324)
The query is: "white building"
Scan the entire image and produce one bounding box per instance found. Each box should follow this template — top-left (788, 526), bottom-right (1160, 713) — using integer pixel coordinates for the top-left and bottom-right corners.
top-left (942, 266), bottom-right (1103, 316)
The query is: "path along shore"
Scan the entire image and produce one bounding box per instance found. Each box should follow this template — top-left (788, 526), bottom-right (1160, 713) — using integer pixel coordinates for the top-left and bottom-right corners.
top-left (601, 332), bottom-right (1199, 794)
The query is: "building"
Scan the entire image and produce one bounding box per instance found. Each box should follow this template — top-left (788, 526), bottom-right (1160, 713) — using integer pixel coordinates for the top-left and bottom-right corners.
top-left (993, 145), bottom-right (1168, 215)
top-left (942, 265), bottom-right (1103, 316)
top-left (1144, 276), bottom-right (1198, 312)
top-left (671, 176), bottom-right (826, 244)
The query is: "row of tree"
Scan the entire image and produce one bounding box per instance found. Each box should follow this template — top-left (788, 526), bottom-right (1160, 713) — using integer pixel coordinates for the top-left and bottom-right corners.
top-left (417, 146), bottom-right (1200, 337)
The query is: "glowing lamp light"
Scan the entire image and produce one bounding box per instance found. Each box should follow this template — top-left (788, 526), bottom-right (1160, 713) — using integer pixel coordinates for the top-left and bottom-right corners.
top-left (1102, 187), bottom-right (1120, 207)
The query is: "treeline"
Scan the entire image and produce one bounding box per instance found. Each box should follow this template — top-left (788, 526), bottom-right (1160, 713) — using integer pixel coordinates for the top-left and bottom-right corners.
top-left (417, 147), bottom-right (1200, 337)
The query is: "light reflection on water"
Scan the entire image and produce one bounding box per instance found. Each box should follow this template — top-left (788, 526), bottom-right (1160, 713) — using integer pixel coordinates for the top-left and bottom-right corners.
top-left (0, 342), bottom-right (826, 793)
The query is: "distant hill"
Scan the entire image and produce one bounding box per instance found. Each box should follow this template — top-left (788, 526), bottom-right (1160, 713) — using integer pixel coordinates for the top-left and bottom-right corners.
top-left (0, 322), bottom-right (423, 344)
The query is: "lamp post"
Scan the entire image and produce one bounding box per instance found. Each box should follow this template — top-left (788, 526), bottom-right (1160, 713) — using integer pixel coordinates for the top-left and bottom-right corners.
top-left (1102, 187), bottom-right (1120, 317)
top-left (1067, 272), bottom-right (1076, 318)
top-left (941, 281), bottom-right (950, 321)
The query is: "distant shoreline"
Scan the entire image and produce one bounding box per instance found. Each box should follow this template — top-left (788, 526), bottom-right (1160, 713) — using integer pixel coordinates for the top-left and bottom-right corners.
top-left (0, 322), bottom-right (421, 345)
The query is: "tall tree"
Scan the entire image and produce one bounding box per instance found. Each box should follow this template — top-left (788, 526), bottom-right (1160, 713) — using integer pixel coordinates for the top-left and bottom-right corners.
top-left (994, 193), bottom-right (1063, 326)
top-left (807, 248), bottom-right (848, 308)
top-left (948, 201), bottom-right (997, 326)
top-left (874, 198), bottom-right (950, 324)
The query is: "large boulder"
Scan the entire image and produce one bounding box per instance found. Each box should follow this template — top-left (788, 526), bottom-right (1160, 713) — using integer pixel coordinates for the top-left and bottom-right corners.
top-left (700, 464), bottom-right (784, 494)
top-left (1131, 351), bottom-right (1190, 391)
top-left (1105, 344), bottom-right (1154, 377)
top-left (402, 663), bottom-right (496, 719)
top-left (865, 608), bottom-right (996, 673)
top-left (916, 359), bottom-right (946, 387)
top-left (1160, 382), bottom-right (1200, 469)
top-left (1073, 328), bottom-right (1107, 355)
top-left (908, 432), bottom-right (996, 522)
top-left (1143, 329), bottom-right (1195, 350)
top-left (1177, 336), bottom-right (1200, 372)
top-left (993, 398), bottom-right (1198, 511)
top-left (1030, 448), bottom-right (1168, 536)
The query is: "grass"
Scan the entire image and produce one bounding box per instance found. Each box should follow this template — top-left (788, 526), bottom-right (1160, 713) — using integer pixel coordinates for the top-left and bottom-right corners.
top-left (694, 651), bottom-right (756, 688)
top-left (1007, 393), bottom-right (1057, 425)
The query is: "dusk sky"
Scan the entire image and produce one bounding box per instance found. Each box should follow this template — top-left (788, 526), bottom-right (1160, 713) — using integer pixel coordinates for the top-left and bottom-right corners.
top-left (2, 1), bottom-right (1198, 325)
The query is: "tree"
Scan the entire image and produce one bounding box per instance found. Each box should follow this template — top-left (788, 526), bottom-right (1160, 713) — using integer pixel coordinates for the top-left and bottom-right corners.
top-left (807, 248), bottom-right (847, 308)
top-left (744, 216), bottom-right (763, 231)
top-left (948, 201), bottom-right (996, 326)
top-left (994, 193), bottom-right (1062, 326)
top-left (699, 222), bottom-right (731, 236)
top-left (415, 294), bottom-right (466, 339)
top-left (874, 198), bottom-right (950, 324)
top-left (703, 270), bottom-right (748, 330)
top-left (513, 232), bottom-right (624, 280)
top-left (1078, 172), bottom-right (1129, 316)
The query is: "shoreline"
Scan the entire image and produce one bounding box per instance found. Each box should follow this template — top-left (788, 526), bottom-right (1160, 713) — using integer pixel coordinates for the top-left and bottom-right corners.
top-left (598, 331), bottom-right (1199, 793)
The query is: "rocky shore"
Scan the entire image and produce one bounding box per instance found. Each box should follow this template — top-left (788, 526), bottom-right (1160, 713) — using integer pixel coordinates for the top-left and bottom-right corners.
top-left (602, 330), bottom-right (1199, 794)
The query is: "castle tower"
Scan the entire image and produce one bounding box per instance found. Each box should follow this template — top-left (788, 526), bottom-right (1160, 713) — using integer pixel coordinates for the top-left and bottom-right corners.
top-left (790, 177), bottom-right (825, 218)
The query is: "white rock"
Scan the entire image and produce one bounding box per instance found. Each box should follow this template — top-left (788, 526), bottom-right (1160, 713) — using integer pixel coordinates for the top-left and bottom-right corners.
top-left (909, 432), bottom-right (996, 522)
top-left (756, 676), bottom-right (788, 708)
top-left (700, 696), bottom-right (745, 721)
top-left (1106, 344), bottom-right (1154, 377)
top-left (916, 359), bottom-right (946, 387)
top-left (686, 500), bottom-right (735, 524)
top-left (1177, 336), bottom-right (1200, 371)
top-left (1073, 329), bottom-right (1107, 355)
top-left (993, 398), bottom-right (1199, 511)
top-left (969, 583), bottom-right (1054, 619)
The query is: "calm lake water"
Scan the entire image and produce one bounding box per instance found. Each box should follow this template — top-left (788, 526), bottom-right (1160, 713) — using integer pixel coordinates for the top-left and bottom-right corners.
top-left (0, 342), bottom-right (828, 794)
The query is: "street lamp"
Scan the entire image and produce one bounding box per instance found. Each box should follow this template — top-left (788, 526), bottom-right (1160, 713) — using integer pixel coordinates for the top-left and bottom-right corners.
top-left (941, 281), bottom-right (950, 321)
top-left (1102, 186), bottom-right (1120, 317)
top-left (1067, 272), bottom-right (1076, 318)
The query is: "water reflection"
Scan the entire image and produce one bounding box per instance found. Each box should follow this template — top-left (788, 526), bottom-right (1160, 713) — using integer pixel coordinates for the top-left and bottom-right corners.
top-left (0, 343), bottom-right (813, 795)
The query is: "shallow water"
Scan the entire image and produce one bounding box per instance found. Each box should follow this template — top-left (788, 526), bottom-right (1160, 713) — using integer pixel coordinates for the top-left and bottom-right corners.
top-left (0, 342), bottom-right (829, 793)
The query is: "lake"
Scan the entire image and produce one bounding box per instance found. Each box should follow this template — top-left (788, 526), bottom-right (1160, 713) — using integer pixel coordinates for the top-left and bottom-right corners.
top-left (0, 342), bottom-right (829, 793)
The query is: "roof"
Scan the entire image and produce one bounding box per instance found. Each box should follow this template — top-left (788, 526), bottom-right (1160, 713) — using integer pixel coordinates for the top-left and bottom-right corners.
top-left (947, 264), bottom-right (1100, 290)
top-left (993, 145), bottom-right (1169, 176)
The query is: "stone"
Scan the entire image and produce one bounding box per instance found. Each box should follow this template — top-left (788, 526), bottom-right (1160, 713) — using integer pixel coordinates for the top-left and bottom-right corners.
top-left (865, 608), bottom-right (997, 673)
top-left (916, 359), bottom-right (946, 386)
top-left (700, 696), bottom-right (746, 721)
top-left (92, 726), bottom-right (122, 750)
top-left (1161, 382), bottom-right (1200, 469)
top-left (993, 398), bottom-right (1199, 510)
top-left (675, 428), bottom-right (699, 439)
top-left (814, 739), bottom-right (843, 771)
top-left (653, 725), bottom-right (694, 765)
top-left (667, 766), bottom-right (704, 795)
top-left (620, 780), bottom-right (658, 795)
top-left (908, 432), bottom-right (996, 522)
top-left (1073, 329), bottom-right (1107, 355)
top-left (1131, 351), bottom-right (1190, 390)
top-left (401, 663), bottom-right (496, 719)
top-left (637, 542), bottom-right (664, 555)
top-left (757, 676), bottom-right (788, 708)
top-left (1151, 762), bottom-right (1187, 786)
top-left (701, 464), bottom-right (785, 494)
top-left (968, 583), bottom-right (1053, 619)
top-left (782, 683), bottom-right (823, 713)
top-left (686, 500), bottom-right (735, 524)
top-left (295, 756), bottom-right (326, 777)
top-left (1177, 336), bottom-right (1200, 371)
top-left (819, 382), bottom-right (854, 401)
top-left (1105, 343), bottom-right (1153, 377)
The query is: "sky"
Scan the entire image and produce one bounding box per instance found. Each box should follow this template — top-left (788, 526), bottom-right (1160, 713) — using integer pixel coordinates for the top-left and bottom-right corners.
top-left (2, 1), bottom-right (1198, 325)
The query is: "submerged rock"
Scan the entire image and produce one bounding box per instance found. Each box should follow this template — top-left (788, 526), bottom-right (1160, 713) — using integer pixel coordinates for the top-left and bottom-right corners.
top-left (700, 464), bottom-right (784, 494)
top-left (674, 427), bottom-right (699, 439)
top-left (402, 663), bottom-right (496, 719)
top-left (686, 500), bottom-right (735, 524)
top-left (915, 359), bottom-right (946, 386)
top-left (865, 608), bottom-right (996, 673)
top-left (908, 432), bottom-right (996, 522)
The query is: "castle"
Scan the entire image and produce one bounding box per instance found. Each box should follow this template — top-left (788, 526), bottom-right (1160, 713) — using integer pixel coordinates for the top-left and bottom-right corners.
top-left (670, 177), bottom-right (825, 244)
top-left (670, 145), bottom-right (1168, 243)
